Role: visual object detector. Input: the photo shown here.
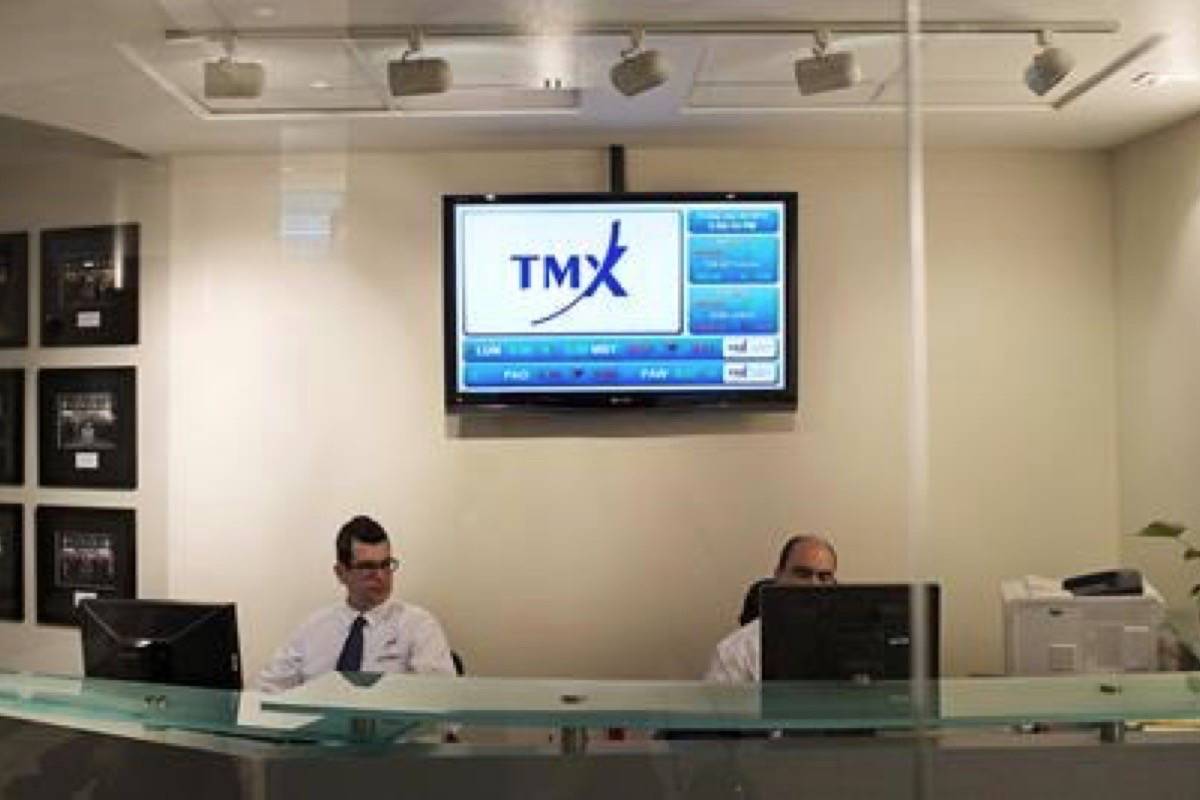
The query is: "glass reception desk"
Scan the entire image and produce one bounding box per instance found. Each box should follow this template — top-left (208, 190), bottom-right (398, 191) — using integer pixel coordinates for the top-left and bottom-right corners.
top-left (5, 670), bottom-right (1200, 799)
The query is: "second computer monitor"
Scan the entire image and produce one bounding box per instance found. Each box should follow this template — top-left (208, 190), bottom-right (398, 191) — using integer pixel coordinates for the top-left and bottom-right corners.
top-left (80, 598), bottom-right (242, 691)
top-left (760, 583), bottom-right (940, 682)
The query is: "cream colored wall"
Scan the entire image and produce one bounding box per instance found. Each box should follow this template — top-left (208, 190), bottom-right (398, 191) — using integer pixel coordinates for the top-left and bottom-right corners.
top-left (0, 155), bottom-right (170, 672)
top-left (925, 152), bottom-right (1121, 669)
top-left (161, 146), bottom-right (1119, 681)
top-left (0, 146), bottom-right (1120, 680)
top-left (1114, 113), bottom-right (1200, 606)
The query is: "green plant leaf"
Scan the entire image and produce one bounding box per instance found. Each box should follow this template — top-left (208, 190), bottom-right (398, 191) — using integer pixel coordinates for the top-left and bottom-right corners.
top-left (1186, 548), bottom-right (1200, 560)
top-left (1136, 521), bottom-right (1187, 538)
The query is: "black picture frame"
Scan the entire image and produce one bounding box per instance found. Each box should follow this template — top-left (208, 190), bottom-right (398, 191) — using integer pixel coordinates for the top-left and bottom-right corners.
top-left (0, 232), bottom-right (29, 348)
top-left (41, 224), bottom-right (139, 346)
top-left (0, 504), bottom-right (22, 622)
top-left (38, 367), bottom-right (136, 489)
top-left (36, 505), bottom-right (135, 626)
top-left (0, 369), bottom-right (24, 485)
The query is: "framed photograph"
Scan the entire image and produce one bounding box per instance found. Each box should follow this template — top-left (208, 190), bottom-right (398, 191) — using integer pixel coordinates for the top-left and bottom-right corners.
top-left (0, 370), bottom-right (24, 485)
top-left (38, 367), bottom-right (136, 489)
top-left (0, 504), bottom-right (22, 622)
top-left (40, 224), bottom-right (139, 346)
top-left (0, 232), bottom-right (29, 348)
top-left (36, 505), bottom-right (135, 626)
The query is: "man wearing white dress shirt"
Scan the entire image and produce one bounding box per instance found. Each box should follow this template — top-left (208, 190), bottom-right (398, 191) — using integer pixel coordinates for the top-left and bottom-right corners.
top-left (257, 515), bottom-right (456, 694)
top-left (705, 535), bottom-right (838, 684)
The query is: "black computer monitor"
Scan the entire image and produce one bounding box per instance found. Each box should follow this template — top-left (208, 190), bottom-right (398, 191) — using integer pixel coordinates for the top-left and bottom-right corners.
top-left (760, 583), bottom-right (940, 682)
top-left (80, 599), bottom-right (242, 690)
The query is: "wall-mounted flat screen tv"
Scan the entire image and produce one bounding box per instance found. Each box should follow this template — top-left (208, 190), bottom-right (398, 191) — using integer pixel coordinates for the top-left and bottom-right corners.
top-left (443, 192), bottom-right (798, 412)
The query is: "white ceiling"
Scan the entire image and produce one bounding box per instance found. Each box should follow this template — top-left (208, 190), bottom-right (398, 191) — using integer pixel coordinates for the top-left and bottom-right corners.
top-left (0, 0), bottom-right (1198, 157)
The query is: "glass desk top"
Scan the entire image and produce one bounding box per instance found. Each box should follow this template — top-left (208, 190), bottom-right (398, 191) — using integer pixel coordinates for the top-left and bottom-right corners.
top-left (7, 669), bottom-right (1200, 744)
top-left (261, 670), bottom-right (1200, 732)
top-left (0, 671), bottom-right (345, 744)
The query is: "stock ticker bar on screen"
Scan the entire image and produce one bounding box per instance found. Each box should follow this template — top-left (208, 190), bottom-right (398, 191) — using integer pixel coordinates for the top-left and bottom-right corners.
top-left (463, 339), bottom-right (780, 388)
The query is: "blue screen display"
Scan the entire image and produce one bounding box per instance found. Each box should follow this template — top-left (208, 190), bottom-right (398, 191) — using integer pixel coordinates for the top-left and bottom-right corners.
top-left (445, 194), bottom-right (796, 408)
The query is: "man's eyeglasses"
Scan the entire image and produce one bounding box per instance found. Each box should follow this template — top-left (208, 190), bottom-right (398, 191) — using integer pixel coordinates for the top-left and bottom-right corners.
top-left (347, 558), bottom-right (399, 573)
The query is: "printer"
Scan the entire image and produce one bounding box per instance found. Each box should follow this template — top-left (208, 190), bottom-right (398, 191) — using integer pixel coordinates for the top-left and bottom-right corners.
top-left (1001, 571), bottom-right (1164, 676)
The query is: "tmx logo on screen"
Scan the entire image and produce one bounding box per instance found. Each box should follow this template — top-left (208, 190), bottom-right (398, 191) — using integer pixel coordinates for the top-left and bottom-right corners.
top-left (509, 220), bottom-right (628, 326)
top-left (461, 209), bottom-right (681, 336)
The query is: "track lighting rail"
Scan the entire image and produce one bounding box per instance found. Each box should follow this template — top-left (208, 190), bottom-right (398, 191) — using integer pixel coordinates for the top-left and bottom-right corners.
top-left (165, 19), bottom-right (1119, 44)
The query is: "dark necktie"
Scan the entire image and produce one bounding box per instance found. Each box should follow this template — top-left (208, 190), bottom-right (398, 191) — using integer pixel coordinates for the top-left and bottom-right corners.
top-left (336, 615), bottom-right (367, 672)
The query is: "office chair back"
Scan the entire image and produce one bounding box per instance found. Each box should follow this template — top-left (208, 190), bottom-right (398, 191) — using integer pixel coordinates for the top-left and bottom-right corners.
top-left (739, 578), bottom-right (774, 626)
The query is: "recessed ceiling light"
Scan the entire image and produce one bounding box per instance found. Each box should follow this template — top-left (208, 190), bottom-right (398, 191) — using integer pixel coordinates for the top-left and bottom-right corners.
top-left (309, 79), bottom-right (333, 90)
top-left (1132, 71), bottom-right (1199, 88)
top-left (253, 6), bottom-right (277, 18)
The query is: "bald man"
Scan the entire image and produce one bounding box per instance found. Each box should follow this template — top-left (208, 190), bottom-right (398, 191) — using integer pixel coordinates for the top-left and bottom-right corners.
top-left (705, 535), bottom-right (838, 683)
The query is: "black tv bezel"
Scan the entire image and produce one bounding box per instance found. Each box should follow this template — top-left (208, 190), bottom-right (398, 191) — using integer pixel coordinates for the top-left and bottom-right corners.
top-left (442, 191), bottom-right (799, 413)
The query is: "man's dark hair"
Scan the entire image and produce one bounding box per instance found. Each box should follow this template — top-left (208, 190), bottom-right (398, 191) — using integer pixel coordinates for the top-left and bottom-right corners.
top-left (775, 534), bottom-right (837, 573)
top-left (336, 515), bottom-right (390, 566)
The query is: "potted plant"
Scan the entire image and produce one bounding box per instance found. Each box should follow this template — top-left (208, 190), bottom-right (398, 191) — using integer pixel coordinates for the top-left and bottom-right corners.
top-left (1135, 521), bottom-right (1197, 595)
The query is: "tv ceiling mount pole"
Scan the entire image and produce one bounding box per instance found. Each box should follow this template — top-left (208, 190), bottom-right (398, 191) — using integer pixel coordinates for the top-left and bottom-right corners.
top-left (608, 145), bottom-right (626, 193)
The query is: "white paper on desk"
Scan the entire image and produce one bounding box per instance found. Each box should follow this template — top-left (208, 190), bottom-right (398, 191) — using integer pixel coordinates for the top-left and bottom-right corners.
top-left (238, 691), bottom-right (321, 730)
top-left (1021, 575), bottom-right (1069, 598)
top-left (0, 673), bottom-right (83, 701)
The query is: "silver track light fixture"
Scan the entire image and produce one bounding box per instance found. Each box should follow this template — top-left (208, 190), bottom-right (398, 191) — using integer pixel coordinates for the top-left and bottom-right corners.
top-left (610, 28), bottom-right (668, 97)
top-left (1025, 29), bottom-right (1075, 96)
top-left (167, 18), bottom-right (1118, 113)
top-left (203, 37), bottom-right (264, 99)
top-left (388, 28), bottom-right (452, 97)
top-left (794, 29), bottom-right (861, 96)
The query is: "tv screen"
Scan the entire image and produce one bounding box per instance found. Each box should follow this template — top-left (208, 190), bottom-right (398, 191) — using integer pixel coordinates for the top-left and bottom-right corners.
top-left (443, 192), bottom-right (798, 412)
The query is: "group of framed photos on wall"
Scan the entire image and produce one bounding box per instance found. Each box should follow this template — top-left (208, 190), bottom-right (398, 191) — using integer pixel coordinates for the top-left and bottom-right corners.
top-left (0, 223), bottom-right (140, 626)
top-left (0, 504), bottom-right (136, 624)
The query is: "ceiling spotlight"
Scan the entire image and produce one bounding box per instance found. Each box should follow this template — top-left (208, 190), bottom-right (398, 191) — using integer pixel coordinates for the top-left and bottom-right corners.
top-left (610, 29), bottom-right (668, 97)
top-left (1131, 71), bottom-right (1200, 89)
top-left (1025, 30), bottom-right (1074, 96)
top-left (203, 40), bottom-right (264, 99)
top-left (387, 29), bottom-right (451, 97)
top-left (794, 29), bottom-right (861, 96)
